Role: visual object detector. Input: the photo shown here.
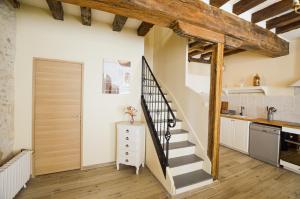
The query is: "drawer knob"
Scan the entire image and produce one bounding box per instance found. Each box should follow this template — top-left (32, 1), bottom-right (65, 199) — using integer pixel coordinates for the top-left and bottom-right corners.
top-left (126, 129), bottom-right (129, 133)
top-left (125, 159), bottom-right (128, 162)
top-left (125, 144), bottom-right (129, 147)
top-left (125, 152), bottom-right (129, 155)
top-left (126, 137), bottom-right (129, 140)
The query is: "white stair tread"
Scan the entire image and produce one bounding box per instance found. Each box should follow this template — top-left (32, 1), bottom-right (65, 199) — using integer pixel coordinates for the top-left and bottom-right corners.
top-left (169, 141), bottom-right (195, 150)
top-left (169, 154), bottom-right (203, 168)
top-left (173, 170), bottom-right (212, 189)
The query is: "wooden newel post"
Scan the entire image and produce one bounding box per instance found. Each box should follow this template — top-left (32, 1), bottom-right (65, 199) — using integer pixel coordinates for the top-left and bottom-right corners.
top-left (207, 42), bottom-right (224, 180)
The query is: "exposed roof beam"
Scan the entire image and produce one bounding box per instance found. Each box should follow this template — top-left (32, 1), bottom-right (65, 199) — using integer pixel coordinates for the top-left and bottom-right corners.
top-left (189, 57), bottom-right (211, 64)
top-left (112, 15), bottom-right (128, 32)
top-left (80, 7), bottom-right (91, 26)
top-left (266, 11), bottom-right (300, 30)
top-left (59, 0), bottom-right (289, 57)
top-left (252, 0), bottom-right (293, 23)
top-left (8, 0), bottom-right (20, 8)
top-left (233, 0), bottom-right (266, 15)
top-left (210, 0), bottom-right (230, 8)
top-left (137, 22), bottom-right (154, 36)
top-left (46, 0), bottom-right (64, 20)
top-left (276, 20), bottom-right (300, 34)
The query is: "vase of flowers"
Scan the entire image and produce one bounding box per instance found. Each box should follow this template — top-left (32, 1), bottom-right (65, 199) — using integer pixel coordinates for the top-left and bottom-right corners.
top-left (125, 106), bottom-right (138, 124)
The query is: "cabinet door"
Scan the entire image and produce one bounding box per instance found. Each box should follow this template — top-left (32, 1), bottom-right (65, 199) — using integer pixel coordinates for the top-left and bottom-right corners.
top-left (221, 117), bottom-right (234, 147)
top-left (233, 120), bottom-right (250, 154)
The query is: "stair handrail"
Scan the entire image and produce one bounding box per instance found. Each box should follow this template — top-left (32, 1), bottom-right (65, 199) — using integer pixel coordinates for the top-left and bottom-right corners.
top-left (141, 56), bottom-right (177, 177)
top-left (141, 56), bottom-right (177, 128)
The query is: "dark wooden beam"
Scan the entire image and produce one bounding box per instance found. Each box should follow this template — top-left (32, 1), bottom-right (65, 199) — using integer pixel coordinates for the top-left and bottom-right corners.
top-left (46, 0), bottom-right (64, 20)
top-left (137, 22), bottom-right (154, 36)
top-left (276, 20), bottom-right (300, 34)
top-left (112, 15), bottom-right (128, 32)
top-left (58, 0), bottom-right (289, 57)
top-left (189, 57), bottom-right (211, 64)
top-left (233, 0), bottom-right (266, 15)
top-left (210, 0), bottom-right (230, 8)
top-left (8, 0), bottom-right (20, 8)
top-left (252, 0), bottom-right (293, 23)
top-left (266, 11), bottom-right (300, 30)
top-left (80, 7), bottom-right (91, 26)
top-left (208, 43), bottom-right (224, 180)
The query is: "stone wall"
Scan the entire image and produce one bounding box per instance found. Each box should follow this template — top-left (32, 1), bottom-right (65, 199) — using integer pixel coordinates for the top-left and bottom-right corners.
top-left (0, 1), bottom-right (16, 164)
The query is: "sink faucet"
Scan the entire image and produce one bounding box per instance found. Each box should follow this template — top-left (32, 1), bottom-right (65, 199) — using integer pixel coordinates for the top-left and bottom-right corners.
top-left (266, 106), bottom-right (277, 121)
top-left (240, 106), bottom-right (245, 116)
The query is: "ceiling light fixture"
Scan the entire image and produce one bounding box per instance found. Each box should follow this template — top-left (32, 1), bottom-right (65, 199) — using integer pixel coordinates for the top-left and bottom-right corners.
top-left (294, 0), bottom-right (300, 14)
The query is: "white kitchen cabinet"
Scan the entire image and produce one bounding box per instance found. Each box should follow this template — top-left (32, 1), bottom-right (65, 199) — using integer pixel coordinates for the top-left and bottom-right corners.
top-left (221, 117), bottom-right (250, 154)
top-left (116, 122), bottom-right (145, 175)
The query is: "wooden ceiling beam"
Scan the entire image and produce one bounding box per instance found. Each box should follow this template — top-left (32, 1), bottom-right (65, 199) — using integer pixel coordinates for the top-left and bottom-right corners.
top-left (233, 0), bottom-right (266, 15)
top-left (266, 11), bottom-right (300, 30)
top-left (80, 7), bottom-right (91, 26)
top-left (276, 20), bottom-right (300, 34)
top-left (8, 0), bottom-right (20, 8)
top-left (137, 22), bottom-right (154, 36)
top-left (112, 15), bottom-right (128, 32)
top-left (58, 0), bottom-right (289, 57)
top-left (189, 57), bottom-right (211, 64)
top-left (252, 0), bottom-right (293, 23)
top-left (46, 0), bottom-right (64, 20)
top-left (210, 0), bottom-right (230, 8)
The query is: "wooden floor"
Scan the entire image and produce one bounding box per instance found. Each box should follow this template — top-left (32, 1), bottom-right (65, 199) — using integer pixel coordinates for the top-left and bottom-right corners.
top-left (17, 147), bottom-right (300, 199)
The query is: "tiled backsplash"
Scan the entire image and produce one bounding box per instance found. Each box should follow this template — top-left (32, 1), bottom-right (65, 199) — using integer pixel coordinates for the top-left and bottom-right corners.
top-left (222, 92), bottom-right (300, 123)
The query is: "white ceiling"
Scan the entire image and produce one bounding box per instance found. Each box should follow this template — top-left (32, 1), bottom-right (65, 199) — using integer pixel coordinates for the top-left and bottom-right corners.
top-left (21, 0), bottom-right (300, 41)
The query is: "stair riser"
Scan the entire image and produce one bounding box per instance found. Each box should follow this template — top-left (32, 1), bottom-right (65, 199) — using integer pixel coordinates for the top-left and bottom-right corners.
top-left (153, 122), bottom-right (182, 130)
top-left (170, 161), bottom-right (203, 176)
top-left (160, 133), bottom-right (188, 145)
top-left (168, 146), bottom-right (195, 159)
top-left (175, 179), bottom-right (213, 195)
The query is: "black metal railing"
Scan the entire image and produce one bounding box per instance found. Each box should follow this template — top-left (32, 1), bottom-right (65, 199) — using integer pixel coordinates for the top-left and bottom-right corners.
top-left (141, 56), bottom-right (176, 177)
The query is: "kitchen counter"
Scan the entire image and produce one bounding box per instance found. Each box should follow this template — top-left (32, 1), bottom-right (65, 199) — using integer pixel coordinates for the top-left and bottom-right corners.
top-left (221, 114), bottom-right (300, 130)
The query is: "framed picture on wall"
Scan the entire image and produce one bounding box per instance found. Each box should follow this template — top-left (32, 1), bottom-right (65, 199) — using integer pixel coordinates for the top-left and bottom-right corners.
top-left (102, 59), bottom-right (131, 94)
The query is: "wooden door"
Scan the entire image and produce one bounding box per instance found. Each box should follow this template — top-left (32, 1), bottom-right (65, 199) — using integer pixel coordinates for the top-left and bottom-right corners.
top-left (33, 58), bottom-right (83, 175)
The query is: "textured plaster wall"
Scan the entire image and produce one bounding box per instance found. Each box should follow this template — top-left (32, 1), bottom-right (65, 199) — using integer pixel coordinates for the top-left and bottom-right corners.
top-left (0, 1), bottom-right (16, 164)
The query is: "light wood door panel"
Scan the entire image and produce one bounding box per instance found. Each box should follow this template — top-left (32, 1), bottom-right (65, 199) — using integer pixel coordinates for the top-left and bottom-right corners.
top-left (33, 59), bottom-right (82, 175)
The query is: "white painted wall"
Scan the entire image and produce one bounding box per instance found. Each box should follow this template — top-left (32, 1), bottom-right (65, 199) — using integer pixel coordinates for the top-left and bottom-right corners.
top-left (14, 4), bottom-right (143, 167)
top-left (223, 39), bottom-right (300, 87)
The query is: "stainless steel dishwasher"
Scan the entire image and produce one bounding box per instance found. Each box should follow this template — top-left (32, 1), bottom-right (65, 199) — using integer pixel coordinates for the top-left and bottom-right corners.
top-left (249, 123), bottom-right (281, 167)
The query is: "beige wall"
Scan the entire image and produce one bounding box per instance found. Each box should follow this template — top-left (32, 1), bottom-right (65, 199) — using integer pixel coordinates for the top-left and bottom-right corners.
top-left (145, 26), bottom-right (211, 172)
top-left (223, 39), bottom-right (300, 87)
top-left (14, 5), bottom-right (143, 167)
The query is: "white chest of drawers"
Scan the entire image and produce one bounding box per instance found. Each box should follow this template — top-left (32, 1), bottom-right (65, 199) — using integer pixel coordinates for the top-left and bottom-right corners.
top-left (116, 122), bottom-right (145, 175)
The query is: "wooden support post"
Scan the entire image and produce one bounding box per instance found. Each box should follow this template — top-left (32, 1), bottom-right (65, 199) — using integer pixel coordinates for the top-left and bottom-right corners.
top-left (207, 42), bottom-right (224, 180)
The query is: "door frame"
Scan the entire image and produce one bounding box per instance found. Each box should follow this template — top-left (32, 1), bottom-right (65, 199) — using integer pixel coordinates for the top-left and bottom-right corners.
top-left (32, 57), bottom-right (84, 176)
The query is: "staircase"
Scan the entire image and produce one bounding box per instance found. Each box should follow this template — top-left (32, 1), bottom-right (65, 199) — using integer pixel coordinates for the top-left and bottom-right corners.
top-left (141, 56), bottom-right (213, 195)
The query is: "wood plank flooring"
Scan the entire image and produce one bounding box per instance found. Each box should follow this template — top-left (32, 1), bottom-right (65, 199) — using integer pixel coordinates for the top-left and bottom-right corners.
top-left (16, 147), bottom-right (300, 199)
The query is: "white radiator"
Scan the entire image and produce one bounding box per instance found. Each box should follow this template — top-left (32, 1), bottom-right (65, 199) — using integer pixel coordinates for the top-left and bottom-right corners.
top-left (0, 150), bottom-right (32, 199)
